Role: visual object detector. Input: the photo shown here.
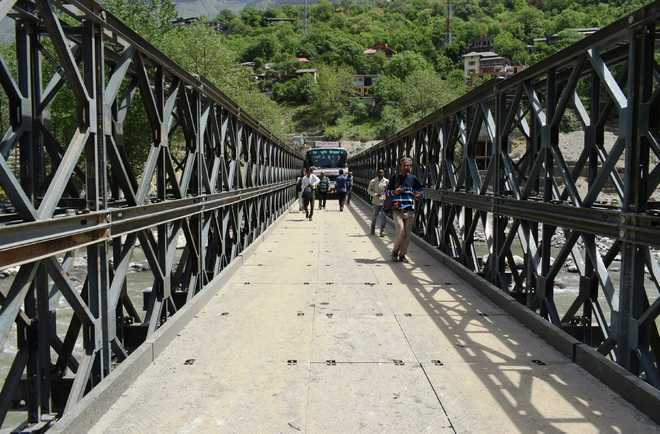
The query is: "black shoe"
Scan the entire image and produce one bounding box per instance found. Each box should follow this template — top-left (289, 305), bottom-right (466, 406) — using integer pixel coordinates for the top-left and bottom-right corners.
top-left (391, 251), bottom-right (400, 262)
top-left (370, 227), bottom-right (375, 235)
top-left (379, 230), bottom-right (385, 237)
top-left (340, 207), bottom-right (344, 212)
top-left (399, 254), bottom-right (408, 263)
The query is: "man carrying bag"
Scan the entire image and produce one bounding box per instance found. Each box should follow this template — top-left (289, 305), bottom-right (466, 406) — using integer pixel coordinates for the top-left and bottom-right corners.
top-left (386, 157), bottom-right (423, 262)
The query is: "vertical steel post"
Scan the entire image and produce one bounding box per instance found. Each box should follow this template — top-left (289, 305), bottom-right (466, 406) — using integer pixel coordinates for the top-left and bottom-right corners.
top-left (617, 23), bottom-right (652, 372)
top-left (83, 17), bottom-right (110, 384)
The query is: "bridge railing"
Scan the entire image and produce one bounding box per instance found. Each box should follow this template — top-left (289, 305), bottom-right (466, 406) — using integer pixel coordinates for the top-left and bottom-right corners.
top-left (0, 0), bottom-right (302, 429)
top-left (351, 2), bottom-right (659, 391)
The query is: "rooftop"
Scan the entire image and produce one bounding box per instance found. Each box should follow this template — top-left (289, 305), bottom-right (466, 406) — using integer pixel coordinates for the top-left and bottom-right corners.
top-left (463, 51), bottom-right (499, 58)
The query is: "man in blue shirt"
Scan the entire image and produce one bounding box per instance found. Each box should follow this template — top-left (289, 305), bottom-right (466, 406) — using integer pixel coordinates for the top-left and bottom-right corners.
top-left (387, 156), bottom-right (423, 262)
top-left (335, 169), bottom-right (349, 212)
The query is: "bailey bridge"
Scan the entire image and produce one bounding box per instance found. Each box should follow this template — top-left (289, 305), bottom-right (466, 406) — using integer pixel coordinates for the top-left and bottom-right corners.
top-left (0, 1), bottom-right (659, 432)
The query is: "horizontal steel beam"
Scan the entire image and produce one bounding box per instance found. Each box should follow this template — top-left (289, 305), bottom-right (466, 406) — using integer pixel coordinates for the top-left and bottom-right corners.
top-left (425, 189), bottom-right (660, 245)
top-left (0, 181), bottom-right (295, 270)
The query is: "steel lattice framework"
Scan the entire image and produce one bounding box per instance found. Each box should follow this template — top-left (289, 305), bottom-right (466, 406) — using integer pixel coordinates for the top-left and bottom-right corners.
top-left (351, 2), bottom-right (659, 391)
top-left (0, 0), bottom-right (302, 429)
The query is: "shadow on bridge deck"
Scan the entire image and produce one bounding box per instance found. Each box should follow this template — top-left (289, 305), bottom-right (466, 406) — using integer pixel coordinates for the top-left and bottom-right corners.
top-left (86, 200), bottom-right (656, 434)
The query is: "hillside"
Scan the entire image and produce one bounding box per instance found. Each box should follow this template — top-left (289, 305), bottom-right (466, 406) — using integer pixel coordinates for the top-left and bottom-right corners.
top-left (175, 0), bottom-right (247, 16)
top-left (106, 0), bottom-right (652, 144)
top-left (175, 0), bottom-right (323, 17)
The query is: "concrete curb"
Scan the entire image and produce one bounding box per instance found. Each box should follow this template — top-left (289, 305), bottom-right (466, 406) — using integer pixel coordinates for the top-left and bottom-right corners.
top-left (51, 204), bottom-right (295, 433)
top-left (351, 195), bottom-right (660, 425)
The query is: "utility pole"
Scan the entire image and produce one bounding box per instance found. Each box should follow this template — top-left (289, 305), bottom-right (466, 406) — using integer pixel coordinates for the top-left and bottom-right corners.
top-left (446, 1), bottom-right (453, 46)
top-left (304, 0), bottom-right (310, 35)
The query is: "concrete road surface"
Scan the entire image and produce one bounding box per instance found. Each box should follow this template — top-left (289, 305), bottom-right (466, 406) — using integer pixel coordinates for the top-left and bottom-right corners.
top-left (89, 199), bottom-right (657, 434)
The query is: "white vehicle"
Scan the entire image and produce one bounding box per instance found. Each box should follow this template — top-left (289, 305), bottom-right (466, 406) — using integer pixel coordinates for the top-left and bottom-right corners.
top-left (304, 147), bottom-right (349, 196)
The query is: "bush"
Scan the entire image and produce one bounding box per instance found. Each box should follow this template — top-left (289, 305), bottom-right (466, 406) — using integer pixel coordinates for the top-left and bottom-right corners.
top-left (384, 51), bottom-right (434, 80)
top-left (273, 75), bottom-right (316, 104)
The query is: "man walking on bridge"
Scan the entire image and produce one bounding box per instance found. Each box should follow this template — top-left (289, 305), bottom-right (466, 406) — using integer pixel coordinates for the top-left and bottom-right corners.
top-left (301, 167), bottom-right (320, 221)
top-left (368, 167), bottom-right (389, 236)
top-left (335, 169), bottom-right (349, 212)
top-left (318, 172), bottom-right (329, 210)
top-left (387, 157), bottom-right (423, 262)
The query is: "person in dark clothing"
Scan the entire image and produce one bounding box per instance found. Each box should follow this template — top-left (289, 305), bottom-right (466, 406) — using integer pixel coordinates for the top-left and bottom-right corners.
top-left (387, 157), bottom-right (423, 262)
top-left (318, 172), bottom-right (329, 210)
top-left (335, 169), bottom-right (349, 212)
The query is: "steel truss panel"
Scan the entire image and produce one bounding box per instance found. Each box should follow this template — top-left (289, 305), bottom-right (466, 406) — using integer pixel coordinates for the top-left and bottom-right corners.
top-left (0, 0), bottom-right (302, 429)
top-left (351, 2), bottom-right (660, 392)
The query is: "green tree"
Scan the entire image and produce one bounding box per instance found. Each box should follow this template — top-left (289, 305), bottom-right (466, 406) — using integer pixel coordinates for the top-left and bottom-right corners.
top-left (400, 69), bottom-right (463, 118)
top-left (273, 75), bottom-right (316, 105)
top-left (384, 51), bottom-right (433, 80)
top-left (308, 66), bottom-right (354, 128)
top-left (242, 35), bottom-right (281, 62)
top-left (493, 31), bottom-right (529, 64)
top-left (372, 75), bottom-right (404, 108)
top-left (104, 0), bottom-right (176, 45)
top-left (376, 105), bottom-right (407, 139)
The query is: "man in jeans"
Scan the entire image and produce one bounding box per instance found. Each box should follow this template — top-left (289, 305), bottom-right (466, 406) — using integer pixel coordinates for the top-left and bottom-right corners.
top-left (368, 168), bottom-right (389, 236)
top-left (387, 157), bottom-right (423, 262)
top-left (301, 167), bottom-right (320, 221)
top-left (317, 172), bottom-right (329, 210)
top-left (335, 169), bottom-right (349, 212)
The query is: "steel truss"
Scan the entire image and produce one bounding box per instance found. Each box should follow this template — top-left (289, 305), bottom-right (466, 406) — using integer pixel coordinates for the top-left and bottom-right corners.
top-left (351, 3), bottom-right (659, 390)
top-left (0, 0), bottom-right (302, 429)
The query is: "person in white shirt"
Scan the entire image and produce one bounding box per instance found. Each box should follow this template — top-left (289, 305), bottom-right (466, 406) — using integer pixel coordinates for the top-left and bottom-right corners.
top-left (296, 169), bottom-right (305, 211)
top-left (301, 167), bottom-right (320, 221)
top-left (367, 168), bottom-right (389, 236)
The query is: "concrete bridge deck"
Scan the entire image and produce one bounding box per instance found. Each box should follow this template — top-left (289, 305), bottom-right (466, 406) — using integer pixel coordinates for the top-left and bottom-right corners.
top-left (88, 201), bottom-right (656, 434)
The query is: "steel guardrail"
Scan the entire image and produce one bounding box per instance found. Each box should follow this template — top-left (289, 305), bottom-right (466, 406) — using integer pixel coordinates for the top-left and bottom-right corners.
top-left (0, 0), bottom-right (303, 429)
top-left (351, 0), bottom-right (660, 395)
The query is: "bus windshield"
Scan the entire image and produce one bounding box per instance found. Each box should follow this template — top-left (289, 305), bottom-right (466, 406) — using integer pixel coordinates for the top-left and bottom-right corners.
top-left (305, 148), bottom-right (348, 169)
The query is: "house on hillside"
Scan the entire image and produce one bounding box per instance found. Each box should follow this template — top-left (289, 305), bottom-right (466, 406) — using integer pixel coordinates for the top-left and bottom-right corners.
top-left (533, 27), bottom-right (599, 46)
top-left (463, 51), bottom-right (524, 81)
top-left (467, 36), bottom-right (494, 53)
top-left (363, 43), bottom-right (395, 57)
top-left (353, 74), bottom-right (379, 97)
top-left (171, 16), bottom-right (225, 32)
top-left (296, 68), bottom-right (318, 81)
